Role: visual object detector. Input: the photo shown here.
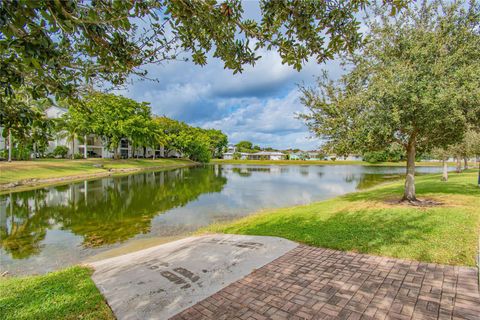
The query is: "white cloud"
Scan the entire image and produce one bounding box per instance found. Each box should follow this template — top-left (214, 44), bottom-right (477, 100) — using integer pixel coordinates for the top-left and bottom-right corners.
top-left (113, 8), bottom-right (346, 150)
top-left (196, 89), bottom-right (319, 150)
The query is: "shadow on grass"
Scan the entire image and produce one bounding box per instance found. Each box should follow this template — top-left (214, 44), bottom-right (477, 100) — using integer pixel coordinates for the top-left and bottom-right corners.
top-left (225, 205), bottom-right (476, 265)
top-left (343, 172), bottom-right (480, 202)
top-left (233, 210), bottom-right (428, 253)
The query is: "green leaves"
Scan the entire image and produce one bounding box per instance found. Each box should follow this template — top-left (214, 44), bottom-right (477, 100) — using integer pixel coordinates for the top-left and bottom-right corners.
top-left (300, 0), bottom-right (480, 157)
top-left (0, 0), bottom-right (407, 104)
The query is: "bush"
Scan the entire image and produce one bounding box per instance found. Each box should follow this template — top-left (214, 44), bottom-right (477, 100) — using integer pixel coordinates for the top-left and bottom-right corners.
top-left (73, 153), bottom-right (84, 159)
top-left (53, 146), bottom-right (69, 158)
top-left (363, 151), bottom-right (388, 163)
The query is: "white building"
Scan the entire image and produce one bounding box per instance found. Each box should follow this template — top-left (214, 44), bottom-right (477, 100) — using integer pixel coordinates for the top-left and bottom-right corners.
top-left (1, 106), bottom-right (170, 159)
top-left (46, 106), bottom-right (168, 159)
top-left (222, 150), bottom-right (286, 161)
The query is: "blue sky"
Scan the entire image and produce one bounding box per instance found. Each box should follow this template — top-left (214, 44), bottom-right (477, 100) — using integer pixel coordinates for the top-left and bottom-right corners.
top-left (116, 3), bottom-right (346, 150)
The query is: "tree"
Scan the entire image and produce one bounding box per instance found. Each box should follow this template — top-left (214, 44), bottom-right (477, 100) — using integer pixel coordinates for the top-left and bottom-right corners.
top-left (236, 141), bottom-right (253, 151)
top-left (0, 1), bottom-right (406, 106)
top-left (153, 116), bottom-right (225, 163)
top-left (0, 91), bottom-right (40, 161)
top-left (300, 1), bottom-right (480, 202)
top-left (204, 129), bottom-right (228, 158)
top-left (30, 116), bottom-right (55, 158)
top-left (81, 92), bottom-right (152, 159)
top-left (153, 116), bottom-right (188, 157)
top-left (56, 111), bottom-right (89, 159)
top-left (451, 129), bottom-right (480, 170)
top-left (431, 147), bottom-right (451, 181)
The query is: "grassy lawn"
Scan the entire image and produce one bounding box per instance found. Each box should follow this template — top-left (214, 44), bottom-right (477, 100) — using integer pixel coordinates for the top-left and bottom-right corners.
top-left (211, 159), bottom-right (462, 166)
top-left (203, 170), bottom-right (480, 266)
top-left (0, 158), bottom-right (195, 185)
top-left (0, 266), bottom-right (114, 320)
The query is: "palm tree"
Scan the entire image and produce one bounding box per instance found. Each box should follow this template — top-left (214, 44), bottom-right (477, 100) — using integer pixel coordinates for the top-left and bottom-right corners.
top-left (56, 113), bottom-right (86, 160)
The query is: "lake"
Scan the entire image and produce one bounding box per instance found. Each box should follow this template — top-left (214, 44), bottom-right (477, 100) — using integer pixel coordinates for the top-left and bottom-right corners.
top-left (0, 164), bottom-right (447, 275)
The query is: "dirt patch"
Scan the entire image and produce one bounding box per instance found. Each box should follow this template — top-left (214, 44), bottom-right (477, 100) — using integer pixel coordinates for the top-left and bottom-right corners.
top-left (383, 198), bottom-right (444, 207)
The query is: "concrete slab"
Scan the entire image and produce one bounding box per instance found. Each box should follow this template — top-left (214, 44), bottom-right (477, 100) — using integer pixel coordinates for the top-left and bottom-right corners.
top-left (88, 234), bottom-right (298, 320)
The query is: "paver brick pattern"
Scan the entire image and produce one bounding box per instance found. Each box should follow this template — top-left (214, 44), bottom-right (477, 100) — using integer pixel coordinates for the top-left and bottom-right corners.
top-left (171, 245), bottom-right (479, 320)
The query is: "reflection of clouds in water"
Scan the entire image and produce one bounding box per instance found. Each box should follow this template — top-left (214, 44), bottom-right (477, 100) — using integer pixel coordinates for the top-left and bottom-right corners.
top-left (2, 164), bottom-right (448, 275)
top-left (153, 165), bottom-right (365, 228)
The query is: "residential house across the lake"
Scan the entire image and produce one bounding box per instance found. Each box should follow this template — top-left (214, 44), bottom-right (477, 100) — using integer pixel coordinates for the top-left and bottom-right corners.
top-left (248, 151), bottom-right (286, 160)
top-left (223, 150), bottom-right (287, 161)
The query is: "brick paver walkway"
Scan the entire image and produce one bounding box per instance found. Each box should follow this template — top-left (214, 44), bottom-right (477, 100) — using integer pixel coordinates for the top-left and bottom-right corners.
top-left (171, 246), bottom-right (480, 320)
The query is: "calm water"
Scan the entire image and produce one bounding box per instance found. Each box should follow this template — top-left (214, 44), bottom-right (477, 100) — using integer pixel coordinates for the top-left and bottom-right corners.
top-left (0, 164), bottom-right (446, 275)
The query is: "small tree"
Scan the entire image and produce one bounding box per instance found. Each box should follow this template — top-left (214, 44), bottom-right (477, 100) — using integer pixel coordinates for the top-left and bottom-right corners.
top-left (56, 112), bottom-right (88, 160)
top-left (431, 148), bottom-right (451, 181)
top-left (53, 146), bottom-right (69, 159)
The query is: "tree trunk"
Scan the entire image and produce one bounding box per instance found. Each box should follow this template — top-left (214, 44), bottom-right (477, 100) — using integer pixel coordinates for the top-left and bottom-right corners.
top-left (478, 156), bottom-right (480, 187)
top-left (403, 138), bottom-right (416, 202)
top-left (441, 159), bottom-right (448, 181)
top-left (464, 157), bottom-right (468, 170)
top-left (456, 157), bottom-right (462, 173)
top-left (71, 138), bottom-right (75, 160)
top-left (7, 129), bottom-right (12, 162)
top-left (84, 135), bottom-right (87, 159)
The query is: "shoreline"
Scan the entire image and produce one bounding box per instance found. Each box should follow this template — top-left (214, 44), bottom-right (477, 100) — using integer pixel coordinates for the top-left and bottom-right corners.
top-left (2, 158), bottom-right (473, 194)
top-left (0, 159), bottom-right (197, 194)
top-left (211, 159), bottom-right (468, 167)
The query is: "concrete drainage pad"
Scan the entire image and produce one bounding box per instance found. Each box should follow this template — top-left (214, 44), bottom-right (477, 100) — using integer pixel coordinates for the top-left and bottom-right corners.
top-left (88, 234), bottom-right (298, 320)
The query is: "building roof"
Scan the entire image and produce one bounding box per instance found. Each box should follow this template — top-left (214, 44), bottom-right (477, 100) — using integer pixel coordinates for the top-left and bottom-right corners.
top-left (252, 151), bottom-right (285, 156)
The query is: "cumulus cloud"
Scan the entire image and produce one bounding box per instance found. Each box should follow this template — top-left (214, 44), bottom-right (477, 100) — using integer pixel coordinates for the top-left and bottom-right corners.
top-left (115, 5), bottom-right (345, 150)
top-left (195, 89), bottom-right (319, 150)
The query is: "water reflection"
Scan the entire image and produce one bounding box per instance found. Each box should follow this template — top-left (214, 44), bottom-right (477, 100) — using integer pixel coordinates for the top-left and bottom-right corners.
top-left (0, 164), bottom-right (447, 275)
top-left (1, 166), bottom-right (226, 266)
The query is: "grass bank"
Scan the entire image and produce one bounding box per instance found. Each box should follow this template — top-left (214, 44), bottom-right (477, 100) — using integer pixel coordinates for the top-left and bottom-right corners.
top-left (0, 266), bottom-right (114, 320)
top-left (0, 158), bottom-right (195, 193)
top-left (211, 159), bottom-right (462, 166)
top-left (203, 170), bottom-right (480, 266)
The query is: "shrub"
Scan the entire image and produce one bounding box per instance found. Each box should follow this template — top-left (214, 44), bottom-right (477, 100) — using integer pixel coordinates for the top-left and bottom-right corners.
top-left (53, 146), bottom-right (69, 158)
top-left (73, 153), bottom-right (84, 159)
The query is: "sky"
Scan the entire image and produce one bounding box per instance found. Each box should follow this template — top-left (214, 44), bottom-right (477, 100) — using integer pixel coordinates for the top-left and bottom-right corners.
top-left (115, 2), bottom-right (346, 151)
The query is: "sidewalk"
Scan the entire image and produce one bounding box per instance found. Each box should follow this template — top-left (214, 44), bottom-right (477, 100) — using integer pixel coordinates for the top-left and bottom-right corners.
top-left (172, 245), bottom-right (480, 320)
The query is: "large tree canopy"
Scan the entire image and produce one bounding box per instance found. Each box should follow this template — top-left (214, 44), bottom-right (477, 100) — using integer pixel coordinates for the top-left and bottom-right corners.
top-left (300, 0), bottom-right (480, 202)
top-left (0, 0), bottom-right (406, 106)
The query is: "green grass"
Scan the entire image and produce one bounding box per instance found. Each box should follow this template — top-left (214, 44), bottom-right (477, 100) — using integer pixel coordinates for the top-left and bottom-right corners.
top-left (0, 158), bottom-right (195, 185)
top-left (211, 159), bottom-right (460, 166)
top-left (0, 266), bottom-right (114, 320)
top-left (203, 170), bottom-right (480, 266)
